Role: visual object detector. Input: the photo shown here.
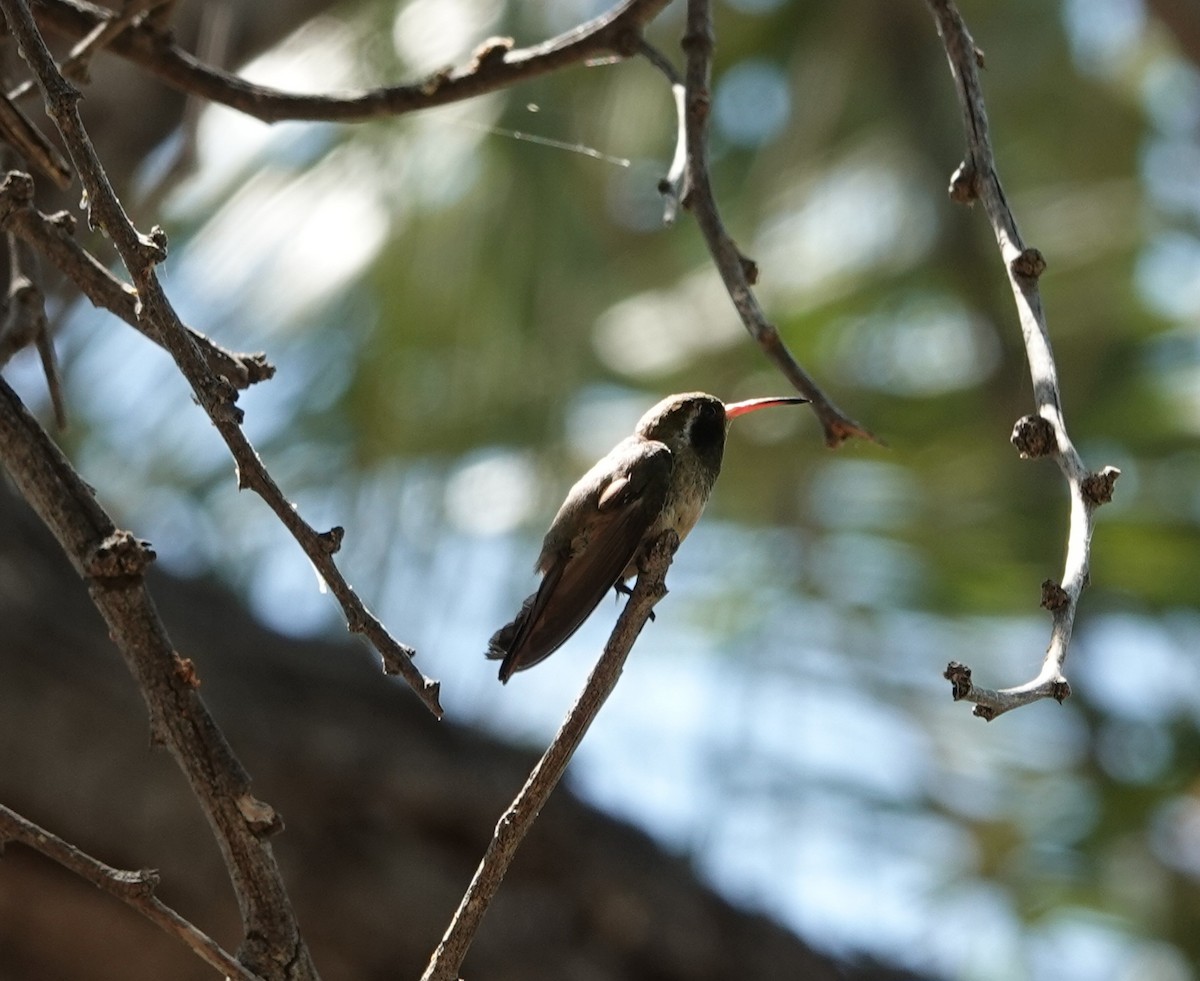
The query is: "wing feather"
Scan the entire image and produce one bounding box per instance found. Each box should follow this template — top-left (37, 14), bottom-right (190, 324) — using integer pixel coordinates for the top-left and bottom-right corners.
top-left (487, 440), bottom-right (671, 681)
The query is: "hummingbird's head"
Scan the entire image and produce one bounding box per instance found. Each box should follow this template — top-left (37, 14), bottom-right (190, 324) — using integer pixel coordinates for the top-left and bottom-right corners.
top-left (637, 392), bottom-right (723, 446)
top-left (637, 391), bottom-right (811, 469)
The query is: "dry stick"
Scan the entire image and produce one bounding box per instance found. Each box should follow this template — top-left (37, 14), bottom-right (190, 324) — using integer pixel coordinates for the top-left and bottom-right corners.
top-left (636, 39), bottom-right (687, 224)
top-left (0, 230), bottom-right (46, 364)
top-left (8, 0), bottom-right (172, 102)
top-left (421, 531), bottom-right (679, 981)
top-left (0, 0), bottom-right (444, 718)
top-left (926, 0), bottom-right (1120, 720)
top-left (0, 221), bottom-right (66, 425)
top-left (0, 170), bottom-right (271, 389)
top-left (35, 0), bottom-right (674, 122)
top-left (0, 85), bottom-right (71, 186)
top-left (678, 0), bottom-right (873, 448)
top-left (0, 372), bottom-right (318, 981)
top-left (0, 803), bottom-right (264, 981)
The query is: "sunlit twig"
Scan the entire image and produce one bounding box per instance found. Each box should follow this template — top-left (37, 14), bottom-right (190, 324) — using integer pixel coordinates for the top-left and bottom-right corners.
top-left (678, 0), bottom-right (874, 448)
top-left (926, 0), bottom-right (1120, 720)
top-left (2, 0), bottom-right (444, 718)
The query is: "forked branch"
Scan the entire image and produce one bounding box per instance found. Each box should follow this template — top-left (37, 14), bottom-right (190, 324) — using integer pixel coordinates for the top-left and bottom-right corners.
top-left (0, 804), bottom-right (263, 981)
top-left (0, 0), bottom-right (443, 717)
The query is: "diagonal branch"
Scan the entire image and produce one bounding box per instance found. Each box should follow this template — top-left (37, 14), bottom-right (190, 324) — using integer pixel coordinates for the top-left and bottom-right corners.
top-left (32, 0), bottom-right (673, 123)
top-left (0, 0), bottom-right (443, 717)
top-left (0, 803), bottom-right (264, 981)
top-left (421, 531), bottom-right (679, 981)
top-left (926, 0), bottom-right (1120, 720)
top-left (679, 0), bottom-right (873, 448)
top-left (0, 371), bottom-right (318, 980)
top-left (0, 170), bottom-right (273, 390)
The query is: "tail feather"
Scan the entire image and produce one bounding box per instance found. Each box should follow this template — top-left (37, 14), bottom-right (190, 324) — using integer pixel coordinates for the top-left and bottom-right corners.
top-left (486, 594), bottom-right (537, 682)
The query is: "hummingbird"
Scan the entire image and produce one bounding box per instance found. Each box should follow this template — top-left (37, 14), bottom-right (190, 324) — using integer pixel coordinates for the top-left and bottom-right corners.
top-left (487, 391), bottom-right (808, 682)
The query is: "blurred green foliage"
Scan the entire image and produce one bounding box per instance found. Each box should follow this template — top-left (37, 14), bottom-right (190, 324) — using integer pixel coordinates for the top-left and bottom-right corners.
top-left (32, 0), bottom-right (1200, 977)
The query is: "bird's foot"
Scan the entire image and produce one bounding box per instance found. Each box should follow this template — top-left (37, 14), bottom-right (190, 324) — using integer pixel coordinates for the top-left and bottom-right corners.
top-left (613, 581), bottom-right (655, 621)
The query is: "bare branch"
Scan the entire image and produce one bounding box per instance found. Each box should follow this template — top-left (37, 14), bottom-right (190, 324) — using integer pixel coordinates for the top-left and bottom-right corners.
top-left (679, 0), bottom-right (873, 448)
top-left (0, 170), bottom-right (272, 390)
top-left (0, 372), bottom-right (318, 980)
top-left (0, 0), bottom-right (443, 717)
top-left (0, 224), bottom-right (66, 424)
top-left (636, 39), bottom-right (687, 224)
top-left (32, 0), bottom-right (673, 123)
top-left (421, 531), bottom-right (679, 981)
top-left (0, 86), bottom-right (71, 187)
top-left (0, 235), bottom-right (47, 365)
top-left (0, 803), bottom-right (264, 981)
top-left (926, 0), bottom-right (1120, 720)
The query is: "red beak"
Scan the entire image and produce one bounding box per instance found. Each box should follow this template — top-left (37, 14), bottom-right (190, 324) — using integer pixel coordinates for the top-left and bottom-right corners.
top-left (724, 396), bottom-right (809, 420)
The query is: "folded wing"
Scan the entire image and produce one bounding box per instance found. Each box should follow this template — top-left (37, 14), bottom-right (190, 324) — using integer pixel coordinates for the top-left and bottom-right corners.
top-left (487, 440), bottom-right (672, 681)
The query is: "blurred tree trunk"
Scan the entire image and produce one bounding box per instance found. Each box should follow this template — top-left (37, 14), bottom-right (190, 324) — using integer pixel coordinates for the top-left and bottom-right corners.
top-left (0, 482), bottom-right (921, 980)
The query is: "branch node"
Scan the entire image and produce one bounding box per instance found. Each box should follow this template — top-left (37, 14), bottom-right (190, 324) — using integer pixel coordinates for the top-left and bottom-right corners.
top-left (738, 250), bottom-right (759, 285)
top-left (948, 160), bottom-right (978, 204)
top-left (1051, 678), bottom-right (1072, 703)
top-left (318, 525), bottom-right (344, 554)
top-left (1010, 414), bottom-right (1055, 458)
top-left (1040, 578), bottom-right (1069, 612)
top-left (1010, 247), bottom-right (1046, 281)
top-left (173, 652), bottom-right (201, 688)
top-left (419, 67), bottom-right (452, 97)
top-left (236, 794), bottom-right (284, 837)
top-left (138, 224), bottom-right (169, 265)
top-left (468, 36), bottom-right (514, 71)
top-left (47, 208), bottom-right (77, 233)
top-left (115, 866), bottom-right (161, 898)
top-left (379, 640), bottom-right (419, 672)
top-left (0, 169), bottom-right (34, 205)
top-left (86, 529), bottom-right (156, 579)
top-left (1081, 465), bottom-right (1121, 506)
top-left (973, 704), bottom-right (998, 721)
top-left (943, 661), bottom-right (973, 700)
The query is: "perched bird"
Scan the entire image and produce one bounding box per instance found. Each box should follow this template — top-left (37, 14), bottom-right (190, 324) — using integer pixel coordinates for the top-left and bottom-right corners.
top-left (487, 391), bottom-right (808, 681)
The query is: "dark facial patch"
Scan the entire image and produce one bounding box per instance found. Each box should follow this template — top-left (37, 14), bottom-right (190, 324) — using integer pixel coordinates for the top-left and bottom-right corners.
top-left (688, 400), bottom-right (726, 471)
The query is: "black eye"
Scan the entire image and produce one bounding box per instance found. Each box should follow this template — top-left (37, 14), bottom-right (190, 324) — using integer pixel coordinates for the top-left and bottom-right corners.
top-left (689, 403), bottom-right (725, 453)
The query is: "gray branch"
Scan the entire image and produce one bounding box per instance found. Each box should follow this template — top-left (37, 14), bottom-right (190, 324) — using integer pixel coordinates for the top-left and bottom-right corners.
top-left (0, 370), bottom-right (317, 980)
top-left (421, 532), bottom-right (679, 981)
top-left (0, 803), bottom-right (264, 981)
top-left (926, 0), bottom-right (1120, 720)
top-left (0, 0), bottom-right (443, 717)
top-left (678, 0), bottom-right (873, 448)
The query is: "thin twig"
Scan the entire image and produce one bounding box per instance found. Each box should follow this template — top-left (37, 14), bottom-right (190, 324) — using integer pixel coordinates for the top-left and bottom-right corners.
top-left (926, 0), bottom-right (1119, 720)
top-left (0, 223), bottom-right (66, 423)
top-left (0, 803), bottom-right (264, 981)
top-left (637, 39), bottom-right (687, 224)
top-left (421, 531), bottom-right (679, 981)
top-left (680, 0), bottom-right (873, 447)
top-left (0, 371), bottom-right (318, 980)
top-left (0, 85), bottom-right (71, 186)
top-left (34, 0), bottom-right (673, 123)
top-left (0, 170), bottom-right (272, 389)
top-left (0, 232), bottom-right (46, 364)
top-left (8, 0), bottom-right (173, 102)
top-left (33, 311), bottom-right (66, 427)
top-left (1, 0), bottom-right (444, 717)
